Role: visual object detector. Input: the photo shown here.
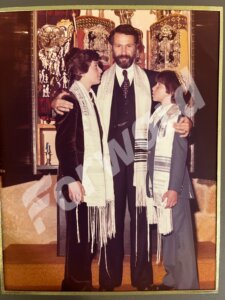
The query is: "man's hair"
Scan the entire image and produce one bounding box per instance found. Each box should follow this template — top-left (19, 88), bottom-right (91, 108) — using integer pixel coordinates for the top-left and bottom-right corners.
top-left (65, 48), bottom-right (100, 86)
top-left (108, 24), bottom-right (139, 45)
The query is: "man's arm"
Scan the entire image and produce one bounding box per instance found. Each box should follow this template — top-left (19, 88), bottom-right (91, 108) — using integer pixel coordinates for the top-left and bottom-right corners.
top-left (51, 83), bottom-right (99, 115)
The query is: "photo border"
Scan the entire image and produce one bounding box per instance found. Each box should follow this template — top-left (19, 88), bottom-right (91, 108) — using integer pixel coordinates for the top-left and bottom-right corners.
top-left (0, 0), bottom-right (224, 300)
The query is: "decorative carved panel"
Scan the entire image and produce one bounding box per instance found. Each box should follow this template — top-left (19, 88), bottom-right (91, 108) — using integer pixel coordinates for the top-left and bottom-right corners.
top-left (149, 14), bottom-right (188, 71)
top-left (75, 14), bottom-right (115, 69)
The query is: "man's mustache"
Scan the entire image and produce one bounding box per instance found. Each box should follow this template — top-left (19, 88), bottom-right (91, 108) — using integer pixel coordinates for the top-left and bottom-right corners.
top-left (116, 55), bottom-right (131, 59)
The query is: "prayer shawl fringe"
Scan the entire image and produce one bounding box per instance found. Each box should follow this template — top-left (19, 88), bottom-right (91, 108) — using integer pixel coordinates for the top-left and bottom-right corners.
top-left (147, 103), bottom-right (181, 263)
top-left (69, 81), bottom-right (115, 251)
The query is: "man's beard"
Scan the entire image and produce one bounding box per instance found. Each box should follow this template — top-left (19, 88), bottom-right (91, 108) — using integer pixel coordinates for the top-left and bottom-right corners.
top-left (113, 54), bottom-right (136, 68)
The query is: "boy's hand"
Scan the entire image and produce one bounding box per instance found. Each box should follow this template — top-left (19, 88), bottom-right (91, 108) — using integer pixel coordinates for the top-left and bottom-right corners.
top-left (68, 181), bottom-right (86, 205)
top-left (162, 190), bottom-right (178, 208)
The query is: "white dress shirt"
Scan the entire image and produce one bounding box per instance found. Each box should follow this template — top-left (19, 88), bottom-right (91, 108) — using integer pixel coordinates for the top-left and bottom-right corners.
top-left (115, 63), bottom-right (134, 86)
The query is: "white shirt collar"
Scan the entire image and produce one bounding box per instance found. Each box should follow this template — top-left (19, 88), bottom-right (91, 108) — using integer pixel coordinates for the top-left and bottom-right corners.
top-left (115, 63), bottom-right (134, 86)
top-left (71, 80), bottom-right (96, 103)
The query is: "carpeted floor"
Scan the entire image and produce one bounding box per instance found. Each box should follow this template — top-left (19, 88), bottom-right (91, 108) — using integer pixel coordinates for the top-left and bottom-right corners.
top-left (2, 242), bottom-right (216, 292)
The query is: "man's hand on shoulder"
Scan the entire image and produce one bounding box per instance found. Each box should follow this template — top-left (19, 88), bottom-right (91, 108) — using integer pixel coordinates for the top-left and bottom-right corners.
top-left (173, 116), bottom-right (192, 137)
top-left (51, 91), bottom-right (73, 115)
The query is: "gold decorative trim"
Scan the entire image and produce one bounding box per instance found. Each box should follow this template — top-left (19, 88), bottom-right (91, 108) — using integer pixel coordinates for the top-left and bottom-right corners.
top-left (76, 15), bottom-right (115, 32)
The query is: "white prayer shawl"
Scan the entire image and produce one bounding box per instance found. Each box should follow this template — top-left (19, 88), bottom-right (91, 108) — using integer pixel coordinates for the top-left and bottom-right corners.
top-left (69, 81), bottom-right (115, 250)
top-left (147, 103), bottom-right (181, 263)
top-left (96, 63), bottom-right (152, 207)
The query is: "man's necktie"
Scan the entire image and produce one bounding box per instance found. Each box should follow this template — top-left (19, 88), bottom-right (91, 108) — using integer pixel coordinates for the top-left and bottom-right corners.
top-left (121, 69), bottom-right (130, 99)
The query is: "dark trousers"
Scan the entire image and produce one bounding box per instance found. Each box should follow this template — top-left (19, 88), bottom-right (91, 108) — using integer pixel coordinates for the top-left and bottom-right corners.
top-left (61, 202), bottom-right (93, 291)
top-left (99, 158), bottom-right (153, 289)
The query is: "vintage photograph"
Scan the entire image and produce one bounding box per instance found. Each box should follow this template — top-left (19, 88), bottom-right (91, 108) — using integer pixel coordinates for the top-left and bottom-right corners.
top-left (0, 3), bottom-right (222, 298)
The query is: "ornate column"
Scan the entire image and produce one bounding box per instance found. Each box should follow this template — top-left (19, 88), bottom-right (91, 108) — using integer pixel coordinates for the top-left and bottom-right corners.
top-left (37, 18), bottom-right (75, 122)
